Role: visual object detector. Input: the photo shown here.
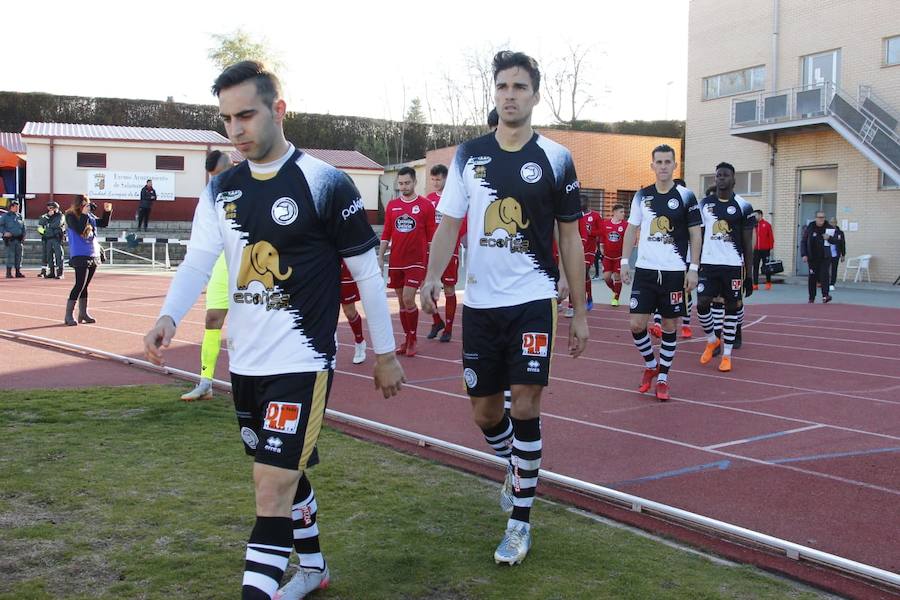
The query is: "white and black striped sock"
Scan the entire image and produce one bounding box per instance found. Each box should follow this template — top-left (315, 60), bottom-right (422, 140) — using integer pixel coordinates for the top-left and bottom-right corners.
top-left (509, 416), bottom-right (542, 531)
top-left (631, 330), bottom-right (658, 369)
top-left (683, 293), bottom-right (694, 327)
top-left (503, 389), bottom-right (512, 414)
top-left (482, 413), bottom-right (513, 460)
top-left (291, 473), bottom-right (324, 571)
top-left (712, 302), bottom-right (725, 338)
top-left (658, 330), bottom-right (677, 383)
top-left (698, 303), bottom-right (716, 342)
top-left (242, 516), bottom-right (292, 599)
top-left (723, 310), bottom-right (739, 356)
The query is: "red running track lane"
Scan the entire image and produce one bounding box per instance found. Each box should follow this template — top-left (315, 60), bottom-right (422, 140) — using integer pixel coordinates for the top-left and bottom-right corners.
top-left (2, 272), bottom-right (899, 593)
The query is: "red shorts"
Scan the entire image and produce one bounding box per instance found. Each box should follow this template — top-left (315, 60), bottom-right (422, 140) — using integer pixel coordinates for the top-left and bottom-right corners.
top-left (583, 252), bottom-right (595, 267)
top-left (602, 256), bottom-right (621, 274)
top-left (441, 255), bottom-right (460, 286)
top-left (388, 265), bottom-right (425, 290)
top-left (340, 281), bottom-right (360, 304)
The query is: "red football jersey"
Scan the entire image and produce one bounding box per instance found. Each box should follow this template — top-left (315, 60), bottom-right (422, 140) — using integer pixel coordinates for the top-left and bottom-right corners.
top-left (427, 191), bottom-right (466, 257)
top-left (381, 195), bottom-right (436, 268)
top-left (599, 218), bottom-right (627, 259)
top-left (579, 210), bottom-right (602, 255)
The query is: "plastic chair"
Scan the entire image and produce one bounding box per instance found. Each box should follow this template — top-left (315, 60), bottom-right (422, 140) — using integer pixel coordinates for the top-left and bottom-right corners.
top-left (843, 254), bottom-right (872, 283)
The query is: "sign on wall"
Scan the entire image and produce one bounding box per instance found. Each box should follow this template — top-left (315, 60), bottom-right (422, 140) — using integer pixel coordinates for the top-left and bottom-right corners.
top-left (86, 171), bottom-right (175, 201)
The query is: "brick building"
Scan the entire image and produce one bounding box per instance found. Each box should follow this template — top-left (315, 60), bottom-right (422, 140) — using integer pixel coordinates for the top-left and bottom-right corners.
top-left (686, 0), bottom-right (900, 282)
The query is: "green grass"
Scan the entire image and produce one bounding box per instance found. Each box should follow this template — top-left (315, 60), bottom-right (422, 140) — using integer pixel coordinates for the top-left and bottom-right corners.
top-left (0, 385), bottom-right (828, 600)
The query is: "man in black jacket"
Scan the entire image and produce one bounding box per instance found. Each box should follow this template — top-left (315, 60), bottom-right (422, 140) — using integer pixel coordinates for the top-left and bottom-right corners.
top-left (38, 201), bottom-right (66, 278)
top-left (801, 211), bottom-right (833, 303)
top-left (137, 179), bottom-right (156, 231)
top-left (827, 217), bottom-right (846, 291)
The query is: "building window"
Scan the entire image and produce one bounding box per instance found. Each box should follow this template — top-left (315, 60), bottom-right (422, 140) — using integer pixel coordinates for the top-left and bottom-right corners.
top-left (802, 49), bottom-right (841, 86)
top-left (156, 155), bottom-right (185, 170)
top-left (76, 152), bottom-right (106, 168)
top-left (703, 66), bottom-right (765, 100)
top-left (886, 36), bottom-right (900, 66)
top-left (880, 170), bottom-right (899, 189)
top-left (700, 170), bottom-right (763, 197)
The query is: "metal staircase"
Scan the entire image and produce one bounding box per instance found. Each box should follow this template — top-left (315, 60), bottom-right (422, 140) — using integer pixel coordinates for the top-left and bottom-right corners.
top-left (730, 82), bottom-right (900, 182)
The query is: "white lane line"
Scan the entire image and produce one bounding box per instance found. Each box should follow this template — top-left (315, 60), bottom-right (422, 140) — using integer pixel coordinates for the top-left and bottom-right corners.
top-left (702, 425), bottom-right (825, 451)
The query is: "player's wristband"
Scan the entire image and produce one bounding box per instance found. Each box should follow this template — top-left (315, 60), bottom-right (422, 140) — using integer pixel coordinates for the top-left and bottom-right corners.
top-left (689, 264), bottom-right (699, 272)
top-left (620, 258), bottom-right (629, 267)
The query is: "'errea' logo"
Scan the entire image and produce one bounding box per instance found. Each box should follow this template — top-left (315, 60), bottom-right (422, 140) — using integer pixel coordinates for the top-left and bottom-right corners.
top-left (342, 198), bottom-right (365, 220)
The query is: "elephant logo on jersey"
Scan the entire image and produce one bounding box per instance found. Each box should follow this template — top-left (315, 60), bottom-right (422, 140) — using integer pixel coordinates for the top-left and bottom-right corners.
top-left (647, 216), bottom-right (674, 244)
top-left (483, 197), bottom-right (529, 237)
top-left (236, 241), bottom-right (293, 290)
top-left (711, 219), bottom-right (732, 240)
top-left (650, 216), bottom-right (672, 236)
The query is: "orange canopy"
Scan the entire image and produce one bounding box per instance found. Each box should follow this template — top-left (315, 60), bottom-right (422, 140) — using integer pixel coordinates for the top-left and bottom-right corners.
top-left (0, 146), bottom-right (23, 169)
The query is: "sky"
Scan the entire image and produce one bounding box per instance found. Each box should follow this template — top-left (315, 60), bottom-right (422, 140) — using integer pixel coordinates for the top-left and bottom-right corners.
top-left (6, 0), bottom-right (688, 126)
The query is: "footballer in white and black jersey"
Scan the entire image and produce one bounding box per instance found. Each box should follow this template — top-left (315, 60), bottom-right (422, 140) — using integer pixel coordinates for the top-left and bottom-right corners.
top-left (697, 162), bottom-right (756, 372)
top-left (145, 62), bottom-right (404, 600)
top-left (420, 51), bottom-right (588, 567)
top-left (625, 183), bottom-right (701, 316)
top-left (437, 129), bottom-right (582, 392)
top-left (619, 144), bottom-right (702, 403)
top-left (697, 193), bottom-right (756, 303)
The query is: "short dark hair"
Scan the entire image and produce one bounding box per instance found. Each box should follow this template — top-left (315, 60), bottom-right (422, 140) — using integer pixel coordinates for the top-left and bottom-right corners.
top-left (487, 107), bottom-right (499, 128)
top-left (612, 203), bottom-right (625, 212)
top-left (705, 186), bottom-right (717, 196)
top-left (652, 144), bottom-right (676, 160)
top-left (492, 51), bottom-right (541, 93)
top-left (674, 178), bottom-right (686, 187)
top-left (753, 209), bottom-right (763, 216)
top-left (397, 166), bottom-right (416, 180)
top-left (716, 161), bottom-right (736, 174)
top-left (146, 179), bottom-right (152, 183)
top-left (206, 150), bottom-right (225, 173)
top-left (212, 60), bottom-right (282, 107)
top-left (430, 164), bottom-right (448, 177)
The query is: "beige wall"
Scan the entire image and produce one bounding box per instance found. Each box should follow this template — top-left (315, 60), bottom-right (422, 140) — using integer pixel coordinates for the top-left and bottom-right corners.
top-left (24, 138), bottom-right (233, 198)
top-left (686, 0), bottom-right (900, 282)
top-left (380, 159), bottom-right (428, 207)
top-left (343, 168), bottom-right (383, 211)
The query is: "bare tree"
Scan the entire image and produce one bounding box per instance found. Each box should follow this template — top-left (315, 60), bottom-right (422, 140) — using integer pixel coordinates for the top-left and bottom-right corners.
top-left (544, 44), bottom-right (597, 126)
top-left (462, 48), bottom-right (496, 126)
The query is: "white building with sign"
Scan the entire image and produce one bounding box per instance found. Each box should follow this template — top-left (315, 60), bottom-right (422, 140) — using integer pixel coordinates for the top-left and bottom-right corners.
top-left (22, 122), bottom-right (385, 224)
top-left (22, 122), bottom-right (234, 221)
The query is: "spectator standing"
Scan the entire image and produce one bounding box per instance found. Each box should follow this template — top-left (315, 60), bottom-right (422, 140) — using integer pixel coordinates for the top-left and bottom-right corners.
top-left (64, 196), bottom-right (111, 325)
top-left (137, 179), bottom-right (157, 231)
top-left (827, 217), bottom-right (846, 291)
top-left (800, 211), bottom-right (833, 303)
top-left (753, 209), bottom-right (775, 290)
top-left (1, 199), bottom-right (26, 278)
top-left (38, 201), bottom-right (66, 279)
